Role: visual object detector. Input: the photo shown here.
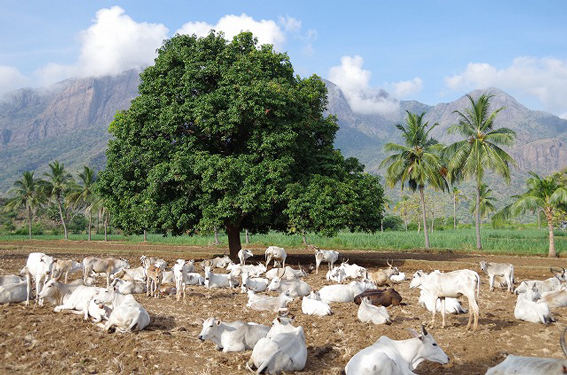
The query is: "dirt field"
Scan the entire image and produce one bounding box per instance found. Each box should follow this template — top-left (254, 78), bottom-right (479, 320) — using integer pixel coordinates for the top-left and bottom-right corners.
top-left (1, 240), bottom-right (567, 374)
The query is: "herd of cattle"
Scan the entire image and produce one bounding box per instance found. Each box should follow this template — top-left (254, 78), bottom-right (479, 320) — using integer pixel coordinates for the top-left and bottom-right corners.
top-left (1, 246), bottom-right (567, 374)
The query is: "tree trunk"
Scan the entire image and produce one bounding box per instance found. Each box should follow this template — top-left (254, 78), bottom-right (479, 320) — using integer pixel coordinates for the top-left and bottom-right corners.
top-left (419, 187), bottom-right (430, 249)
top-left (226, 224), bottom-right (242, 262)
top-left (546, 208), bottom-right (556, 257)
top-left (302, 229), bottom-right (307, 245)
top-left (404, 217), bottom-right (408, 231)
top-left (431, 211), bottom-right (435, 232)
top-left (143, 229), bottom-right (147, 242)
top-left (214, 226), bottom-right (220, 245)
top-left (245, 229), bottom-right (250, 244)
top-left (28, 205), bottom-right (33, 240)
top-left (537, 208), bottom-right (541, 230)
top-left (475, 183), bottom-right (482, 250)
top-left (88, 210), bottom-right (93, 241)
top-left (453, 195), bottom-right (457, 229)
top-left (417, 218), bottom-right (421, 234)
top-left (104, 213), bottom-right (108, 241)
top-left (57, 199), bottom-right (68, 240)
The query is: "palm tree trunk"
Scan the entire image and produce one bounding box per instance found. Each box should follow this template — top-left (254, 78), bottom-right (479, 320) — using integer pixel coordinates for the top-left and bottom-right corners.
top-left (537, 208), bottom-right (541, 230)
top-left (88, 210), bottom-right (92, 241)
top-left (419, 187), bottom-right (430, 249)
top-left (28, 205), bottom-right (33, 240)
top-left (475, 183), bottom-right (482, 250)
top-left (57, 200), bottom-right (68, 240)
top-left (431, 211), bottom-right (435, 232)
top-left (453, 195), bottom-right (457, 229)
top-left (546, 209), bottom-right (556, 257)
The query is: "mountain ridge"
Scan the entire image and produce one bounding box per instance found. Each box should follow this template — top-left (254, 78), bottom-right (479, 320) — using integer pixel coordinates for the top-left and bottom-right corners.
top-left (1, 71), bottom-right (566, 196)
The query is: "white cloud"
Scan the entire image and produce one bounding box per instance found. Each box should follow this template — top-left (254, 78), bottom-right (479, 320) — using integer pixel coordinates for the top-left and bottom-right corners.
top-left (328, 55), bottom-right (400, 115)
top-left (445, 57), bottom-right (567, 115)
top-left (35, 6), bottom-right (168, 86)
top-left (177, 14), bottom-right (287, 50)
top-left (388, 77), bottom-right (423, 99)
top-left (0, 66), bottom-right (29, 96)
top-left (278, 16), bottom-right (302, 33)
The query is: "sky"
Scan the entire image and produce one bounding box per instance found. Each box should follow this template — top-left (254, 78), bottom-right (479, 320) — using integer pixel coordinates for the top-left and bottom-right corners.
top-left (1, 1), bottom-right (567, 118)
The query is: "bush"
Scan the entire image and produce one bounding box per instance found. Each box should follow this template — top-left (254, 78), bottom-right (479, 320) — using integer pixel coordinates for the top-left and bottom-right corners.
top-left (14, 222), bottom-right (44, 235)
top-left (68, 215), bottom-right (88, 233)
top-left (382, 215), bottom-right (404, 231)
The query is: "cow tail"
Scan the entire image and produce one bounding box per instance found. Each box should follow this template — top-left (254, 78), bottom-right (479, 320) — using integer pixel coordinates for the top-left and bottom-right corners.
top-left (476, 272), bottom-right (480, 299)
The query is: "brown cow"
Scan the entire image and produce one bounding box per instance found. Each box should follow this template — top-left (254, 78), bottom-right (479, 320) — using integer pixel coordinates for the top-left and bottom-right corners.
top-left (353, 288), bottom-right (402, 307)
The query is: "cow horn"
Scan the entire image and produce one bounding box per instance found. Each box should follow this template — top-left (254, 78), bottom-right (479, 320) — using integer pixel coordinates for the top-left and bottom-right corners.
top-left (387, 259), bottom-right (393, 267)
top-left (277, 267), bottom-right (286, 278)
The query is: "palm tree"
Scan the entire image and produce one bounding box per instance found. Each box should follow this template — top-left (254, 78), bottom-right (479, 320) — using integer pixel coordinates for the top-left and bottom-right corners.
top-left (67, 166), bottom-right (97, 240)
top-left (469, 183), bottom-right (496, 220)
top-left (380, 111), bottom-right (448, 248)
top-left (444, 93), bottom-right (516, 250)
top-left (492, 172), bottom-right (567, 257)
top-left (43, 161), bottom-right (74, 239)
top-left (451, 186), bottom-right (467, 229)
top-left (4, 171), bottom-right (46, 239)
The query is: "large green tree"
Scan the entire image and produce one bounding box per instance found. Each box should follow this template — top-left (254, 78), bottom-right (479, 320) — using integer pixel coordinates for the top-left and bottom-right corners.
top-left (380, 111), bottom-right (448, 248)
top-left (493, 172), bottom-right (567, 257)
top-left (4, 171), bottom-right (46, 239)
top-left (444, 94), bottom-right (516, 250)
top-left (43, 161), bottom-right (74, 239)
top-left (97, 31), bottom-right (383, 259)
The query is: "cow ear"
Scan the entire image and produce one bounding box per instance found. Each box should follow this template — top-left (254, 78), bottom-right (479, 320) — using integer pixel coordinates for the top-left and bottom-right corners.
top-left (408, 328), bottom-right (422, 340)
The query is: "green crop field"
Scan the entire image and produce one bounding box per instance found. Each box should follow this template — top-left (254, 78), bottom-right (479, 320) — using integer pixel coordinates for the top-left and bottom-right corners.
top-left (1, 228), bottom-right (565, 256)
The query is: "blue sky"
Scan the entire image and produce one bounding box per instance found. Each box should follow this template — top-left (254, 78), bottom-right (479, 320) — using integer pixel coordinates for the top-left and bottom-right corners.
top-left (1, 1), bottom-right (567, 117)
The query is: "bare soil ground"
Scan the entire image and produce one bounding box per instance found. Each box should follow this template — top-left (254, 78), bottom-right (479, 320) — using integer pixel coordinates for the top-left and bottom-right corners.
top-left (1, 240), bottom-right (567, 375)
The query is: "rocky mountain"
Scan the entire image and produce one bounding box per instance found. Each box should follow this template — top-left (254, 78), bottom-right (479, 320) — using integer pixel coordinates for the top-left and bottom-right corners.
top-left (1, 71), bottom-right (566, 196)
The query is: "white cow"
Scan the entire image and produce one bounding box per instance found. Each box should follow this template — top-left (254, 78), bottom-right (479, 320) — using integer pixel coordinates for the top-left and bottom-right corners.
top-left (326, 266), bottom-right (346, 283)
top-left (112, 267), bottom-right (146, 282)
top-left (515, 278), bottom-right (563, 295)
top-left (318, 280), bottom-right (376, 304)
top-left (540, 287), bottom-right (567, 308)
top-left (172, 259), bottom-right (190, 300)
top-left (357, 297), bottom-right (391, 325)
top-left (38, 278), bottom-right (107, 322)
top-left (410, 269), bottom-right (480, 330)
top-left (486, 355), bottom-right (567, 375)
top-left (344, 326), bottom-right (449, 375)
top-left (314, 249), bottom-right (339, 274)
top-left (238, 249), bottom-right (254, 265)
top-left (479, 261), bottom-right (515, 293)
top-left (390, 272), bottom-right (407, 284)
top-left (0, 280), bottom-right (28, 304)
top-left (301, 291), bottom-right (333, 316)
top-left (247, 316), bottom-right (307, 374)
top-left (418, 289), bottom-right (468, 315)
top-left (514, 284), bottom-right (554, 324)
top-left (198, 317), bottom-right (269, 352)
top-left (267, 273), bottom-right (311, 297)
top-left (204, 263), bottom-right (238, 289)
top-left (93, 288), bottom-right (150, 333)
top-left (0, 275), bottom-right (25, 286)
top-left (52, 259), bottom-right (84, 283)
top-left (83, 257), bottom-right (129, 288)
top-left (110, 278), bottom-right (146, 295)
top-left (240, 272), bottom-right (269, 293)
top-left (265, 266), bottom-right (305, 280)
top-left (265, 246), bottom-right (287, 268)
top-left (247, 291), bottom-right (294, 312)
top-left (22, 252), bottom-right (55, 306)
top-left (338, 261), bottom-right (367, 279)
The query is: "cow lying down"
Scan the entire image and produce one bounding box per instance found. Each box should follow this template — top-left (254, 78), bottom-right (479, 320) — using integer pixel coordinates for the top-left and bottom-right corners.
top-left (0, 276), bottom-right (27, 304)
top-left (93, 288), bottom-right (150, 333)
top-left (198, 317), bottom-right (269, 352)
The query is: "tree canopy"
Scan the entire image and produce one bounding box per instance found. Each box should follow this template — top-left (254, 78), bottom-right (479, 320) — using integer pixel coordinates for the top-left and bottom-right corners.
top-left (97, 31), bottom-right (384, 258)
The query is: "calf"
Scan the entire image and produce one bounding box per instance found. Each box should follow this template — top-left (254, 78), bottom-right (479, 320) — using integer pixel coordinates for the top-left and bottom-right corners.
top-left (145, 264), bottom-right (162, 298)
top-left (112, 267), bottom-right (146, 282)
top-left (345, 326), bottom-right (449, 374)
top-left (207, 255), bottom-right (231, 268)
top-left (22, 252), bottom-right (55, 306)
top-left (204, 262), bottom-right (238, 289)
top-left (479, 261), bottom-right (515, 293)
top-left (353, 288), bottom-right (402, 307)
top-left (314, 248), bottom-right (339, 274)
top-left (410, 269), bottom-right (480, 330)
top-left (326, 266), bottom-right (346, 283)
top-left (246, 316), bottom-right (307, 374)
top-left (52, 259), bottom-right (83, 284)
top-left (240, 272), bottom-right (269, 293)
top-left (367, 260), bottom-right (399, 287)
top-left (418, 289), bottom-right (467, 315)
top-left (110, 278), bottom-right (146, 295)
top-left (83, 257), bottom-right (129, 288)
top-left (357, 297), bottom-right (391, 325)
top-left (338, 261), bottom-right (367, 280)
top-left (267, 271), bottom-right (311, 297)
top-left (198, 317), bottom-right (269, 352)
top-left (93, 288), bottom-right (150, 333)
top-left (238, 249), bottom-right (254, 265)
top-left (301, 291), bottom-right (332, 316)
